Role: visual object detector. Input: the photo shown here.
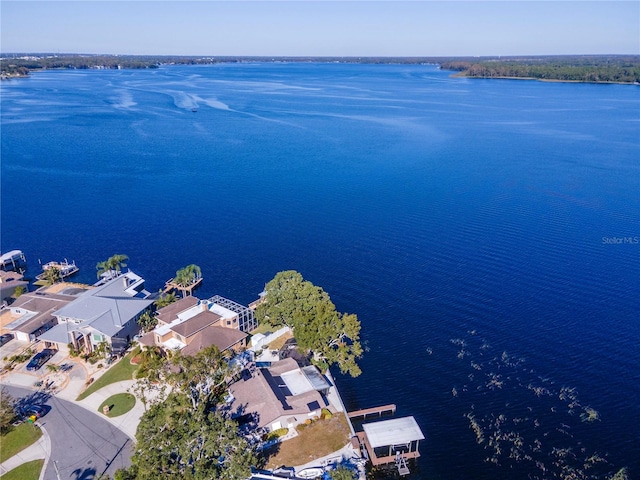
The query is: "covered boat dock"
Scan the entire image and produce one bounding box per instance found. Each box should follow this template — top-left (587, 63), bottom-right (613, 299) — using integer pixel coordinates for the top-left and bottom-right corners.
top-left (356, 416), bottom-right (425, 475)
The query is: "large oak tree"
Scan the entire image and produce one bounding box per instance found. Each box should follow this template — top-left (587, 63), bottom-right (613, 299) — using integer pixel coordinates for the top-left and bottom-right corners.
top-left (255, 270), bottom-right (363, 377)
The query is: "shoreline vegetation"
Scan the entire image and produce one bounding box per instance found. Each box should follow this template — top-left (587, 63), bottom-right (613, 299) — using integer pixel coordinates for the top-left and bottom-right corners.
top-left (1, 53), bottom-right (639, 84)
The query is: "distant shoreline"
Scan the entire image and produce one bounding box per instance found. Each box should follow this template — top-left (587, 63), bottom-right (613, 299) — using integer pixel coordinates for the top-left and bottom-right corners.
top-left (450, 71), bottom-right (639, 85)
top-left (2, 54), bottom-right (639, 84)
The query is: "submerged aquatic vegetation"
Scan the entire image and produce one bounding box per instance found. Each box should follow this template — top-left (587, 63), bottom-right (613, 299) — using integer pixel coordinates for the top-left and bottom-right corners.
top-left (442, 330), bottom-right (626, 479)
top-left (581, 407), bottom-right (600, 423)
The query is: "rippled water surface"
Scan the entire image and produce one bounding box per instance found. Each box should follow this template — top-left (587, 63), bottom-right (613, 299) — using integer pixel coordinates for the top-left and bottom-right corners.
top-left (1, 63), bottom-right (638, 479)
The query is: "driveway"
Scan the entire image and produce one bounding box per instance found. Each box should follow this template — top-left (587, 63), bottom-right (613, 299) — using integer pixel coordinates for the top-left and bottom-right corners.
top-left (4, 386), bottom-right (133, 480)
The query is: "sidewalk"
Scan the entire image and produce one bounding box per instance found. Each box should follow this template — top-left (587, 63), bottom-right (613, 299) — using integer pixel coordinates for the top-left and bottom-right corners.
top-left (0, 424), bottom-right (51, 479)
top-left (73, 379), bottom-right (152, 440)
top-left (0, 354), bottom-right (150, 476)
top-left (293, 442), bottom-right (366, 480)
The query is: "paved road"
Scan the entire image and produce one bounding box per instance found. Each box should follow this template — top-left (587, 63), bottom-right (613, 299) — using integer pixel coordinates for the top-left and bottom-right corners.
top-left (5, 386), bottom-right (133, 480)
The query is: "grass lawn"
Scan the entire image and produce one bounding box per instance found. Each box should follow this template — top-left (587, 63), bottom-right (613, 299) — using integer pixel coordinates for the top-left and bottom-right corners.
top-left (266, 331), bottom-right (293, 351)
top-left (98, 393), bottom-right (136, 417)
top-left (249, 323), bottom-right (277, 336)
top-left (262, 412), bottom-right (351, 468)
top-left (76, 351), bottom-right (139, 401)
top-left (0, 423), bottom-right (42, 462)
top-left (0, 459), bottom-right (44, 480)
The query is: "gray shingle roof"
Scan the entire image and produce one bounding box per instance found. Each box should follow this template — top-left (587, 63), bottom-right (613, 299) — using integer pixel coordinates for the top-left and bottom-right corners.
top-left (53, 271), bottom-right (153, 337)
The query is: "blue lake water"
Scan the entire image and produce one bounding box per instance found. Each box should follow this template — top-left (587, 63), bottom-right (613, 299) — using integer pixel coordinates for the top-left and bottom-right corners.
top-left (1, 63), bottom-right (638, 479)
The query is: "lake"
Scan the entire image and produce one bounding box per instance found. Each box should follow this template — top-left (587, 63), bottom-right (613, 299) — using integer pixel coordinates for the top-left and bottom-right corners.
top-left (1, 63), bottom-right (638, 479)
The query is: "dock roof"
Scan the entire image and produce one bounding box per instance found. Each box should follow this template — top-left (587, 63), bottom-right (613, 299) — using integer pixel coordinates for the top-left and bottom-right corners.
top-left (363, 416), bottom-right (425, 448)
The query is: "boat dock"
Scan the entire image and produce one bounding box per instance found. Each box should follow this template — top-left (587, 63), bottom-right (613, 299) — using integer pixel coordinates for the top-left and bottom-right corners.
top-left (163, 276), bottom-right (203, 296)
top-left (355, 416), bottom-right (425, 475)
top-left (36, 259), bottom-right (79, 281)
top-left (348, 405), bottom-right (425, 477)
top-left (348, 404), bottom-right (396, 420)
top-left (0, 250), bottom-right (26, 272)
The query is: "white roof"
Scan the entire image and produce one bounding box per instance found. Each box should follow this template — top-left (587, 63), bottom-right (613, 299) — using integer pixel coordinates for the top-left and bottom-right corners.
top-left (209, 303), bottom-right (235, 319)
top-left (280, 369), bottom-right (315, 396)
top-left (363, 417), bottom-right (425, 448)
top-left (1, 250), bottom-right (23, 262)
top-left (163, 337), bottom-right (186, 350)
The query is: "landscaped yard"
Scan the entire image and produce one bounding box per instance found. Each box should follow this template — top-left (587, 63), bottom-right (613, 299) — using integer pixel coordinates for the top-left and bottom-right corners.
top-left (249, 323), bottom-right (276, 336)
top-left (262, 412), bottom-right (351, 468)
top-left (0, 459), bottom-right (44, 480)
top-left (98, 393), bottom-right (136, 417)
top-left (265, 331), bottom-right (293, 351)
top-left (0, 423), bottom-right (42, 462)
top-left (76, 350), bottom-right (139, 401)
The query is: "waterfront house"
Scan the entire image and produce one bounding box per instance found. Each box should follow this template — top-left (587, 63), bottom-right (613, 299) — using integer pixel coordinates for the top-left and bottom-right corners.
top-left (0, 287), bottom-right (79, 342)
top-left (0, 270), bottom-right (29, 303)
top-left (227, 357), bottom-right (331, 433)
top-left (39, 271), bottom-right (153, 354)
top-left (138, 295), bottom-right (254, 355)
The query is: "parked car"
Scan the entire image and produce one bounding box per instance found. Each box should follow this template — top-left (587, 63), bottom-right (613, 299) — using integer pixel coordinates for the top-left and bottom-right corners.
top-left (26, 349), bottom-right (56, 371)
top-left (20, 404), bottom-right (48, 419)
top-left (0, 333), bottom-right (14, 347)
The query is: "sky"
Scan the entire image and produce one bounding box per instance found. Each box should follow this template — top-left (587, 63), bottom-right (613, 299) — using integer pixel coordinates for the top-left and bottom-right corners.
top-left (1, 1), bottom-right (638, 57)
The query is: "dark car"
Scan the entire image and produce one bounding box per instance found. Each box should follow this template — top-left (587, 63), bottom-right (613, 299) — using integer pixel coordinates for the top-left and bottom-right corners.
top-left (0, 333), bottom-right (14, 347)
top-left (21, 404), bottom-right (48, 419)
top-left (26, 349), bottom-right (56, 371)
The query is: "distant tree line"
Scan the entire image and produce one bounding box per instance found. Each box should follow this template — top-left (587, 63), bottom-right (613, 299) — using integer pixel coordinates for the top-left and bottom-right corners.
top-left (2, 53), bottom-right (639, 83)
top-left (440, 56), bottom-right (640, 83)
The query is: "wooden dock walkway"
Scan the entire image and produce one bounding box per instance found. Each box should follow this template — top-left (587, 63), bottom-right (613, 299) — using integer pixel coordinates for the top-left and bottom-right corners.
top-left (347, 404), bottom-right (396, 420)
top-left (163, 276), bottom-right (203, 296)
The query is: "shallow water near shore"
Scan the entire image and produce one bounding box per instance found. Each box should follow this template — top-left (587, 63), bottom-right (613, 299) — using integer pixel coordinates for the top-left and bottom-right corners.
top-left (1, 63), bottom-right (639, 479)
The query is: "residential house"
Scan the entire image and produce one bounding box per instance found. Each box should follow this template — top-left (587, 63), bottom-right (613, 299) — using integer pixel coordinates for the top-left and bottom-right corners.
top-left (38, 271), bottom-right (153, 354)
top-left (139, 295), bottom-right (252, 355)
top-left (227, 357), bottom-right (331, 433)
top-left (0, 270), bottom-right (29, 304)
top-left (0, 288), bottom-right (80, 342)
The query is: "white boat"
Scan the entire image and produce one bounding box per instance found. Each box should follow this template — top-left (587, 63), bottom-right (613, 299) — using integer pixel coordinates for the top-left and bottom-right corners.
top-left (36, 259), bottom-right (79, 280)
top-left (295, 467), bottom-right (324, 479)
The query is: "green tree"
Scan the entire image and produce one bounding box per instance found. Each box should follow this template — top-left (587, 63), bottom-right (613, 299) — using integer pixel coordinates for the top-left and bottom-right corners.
top-left (94, 341), bottom-right (111, 359)
top-left (96, 260), bottom-right (110, 279)
top-left (0, 387), bottom-right (16, 433)
top-left (329, 466), bottom-right (357, 480)
top-left (40, 266), bottom-right (62, 286)
top-left (154, 291), bottom-right (178, 309)
top-left (173, 264), bottom-right (202, 297)
top-left (135, 346), bottom-right (166, 383)
top-left (127, 393), bottom-right (256, 480)
top-left (12, 285), bottom-right (25, 298)
top-left (96, 254), bottom-right (129, 279)
top-left (137, 311), bottom-right (157, 333)
top-left (168, 345), bottom-right (234, 411)
top-left (255, 270), bottom-right (363, 377)
top-left (108, 254), bottom-right (129, 276)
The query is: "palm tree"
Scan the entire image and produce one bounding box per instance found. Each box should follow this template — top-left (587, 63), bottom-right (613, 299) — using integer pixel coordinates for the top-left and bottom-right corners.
top-left (173, 264), bottom-right (202, 297)
top-left (96, 260), bottom-right (110, 279)
top-left (107, 254), bottom-right (128, 276)
top-left (154, 291), bottom-right (178, 309)
top-left (41, 266), bottom-right (62, 286)
top-left (96, 254), bottom-right (129, 280)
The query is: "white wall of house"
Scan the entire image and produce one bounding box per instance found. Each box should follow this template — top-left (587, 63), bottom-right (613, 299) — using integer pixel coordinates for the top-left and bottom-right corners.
top-left (249, 326), bottom-right (290, 351)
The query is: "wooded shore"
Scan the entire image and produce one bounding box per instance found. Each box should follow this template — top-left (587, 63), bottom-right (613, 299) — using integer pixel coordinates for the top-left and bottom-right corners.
top-left (2, 54), bottom-right (639, 84)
